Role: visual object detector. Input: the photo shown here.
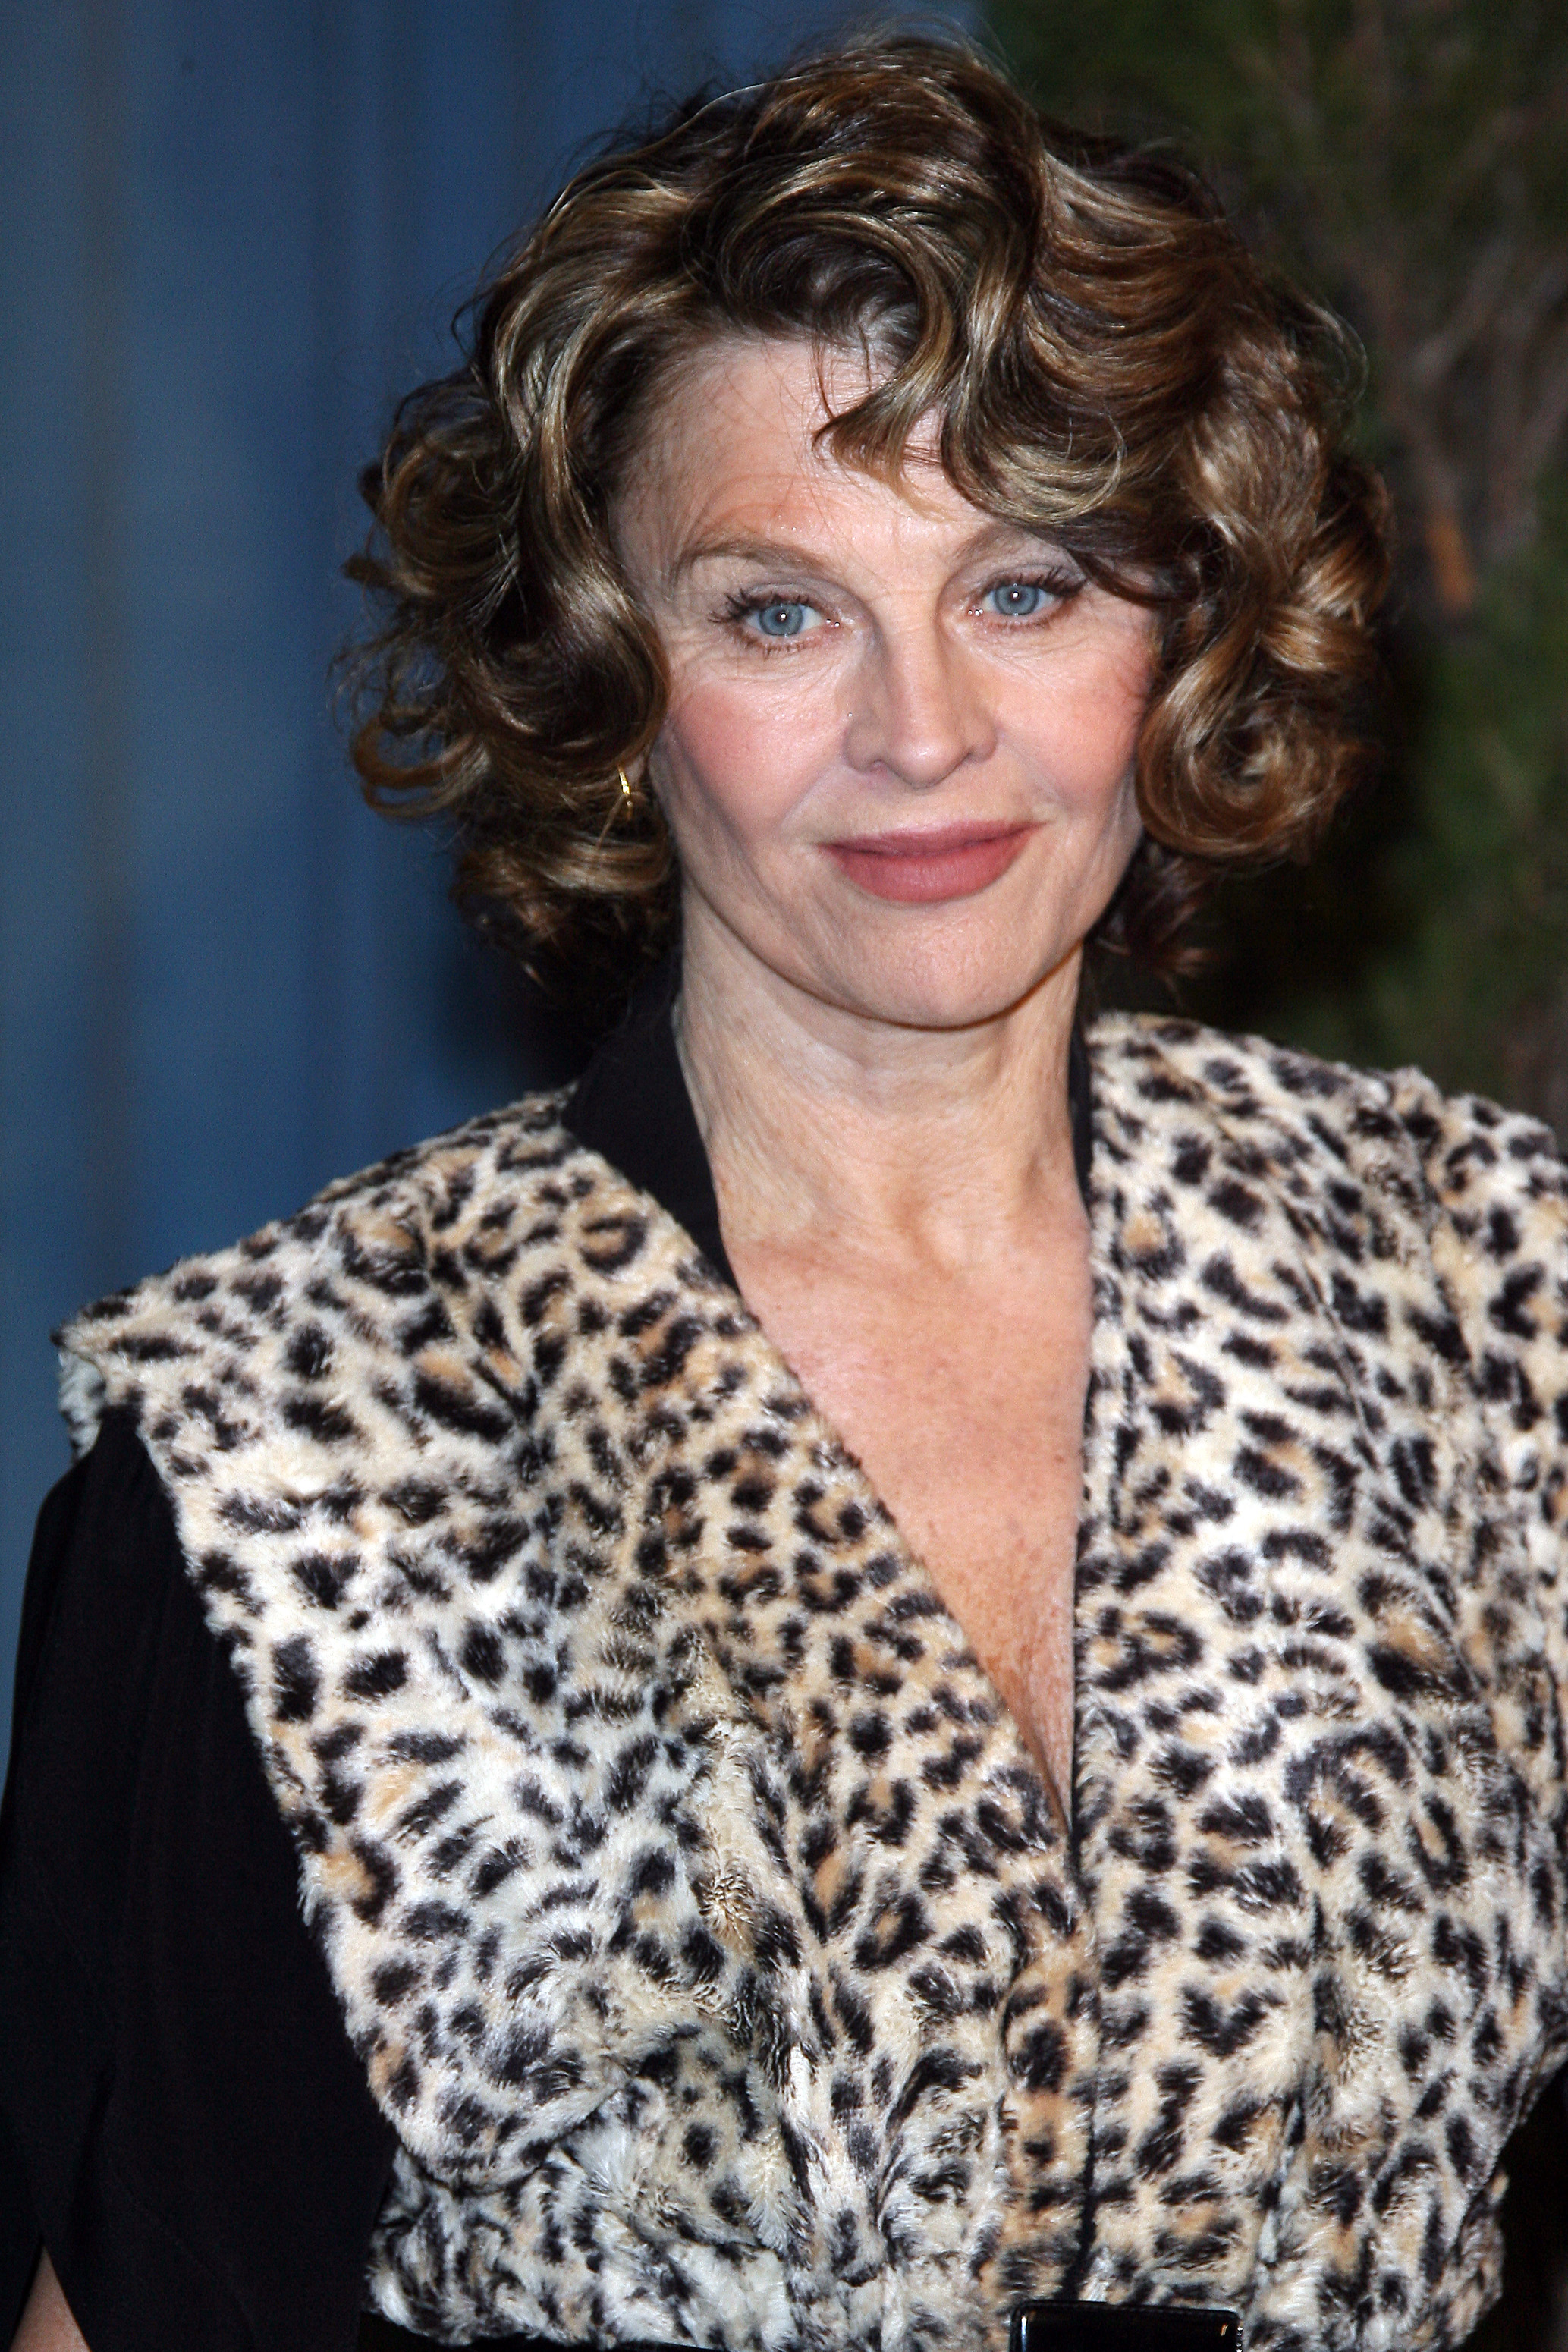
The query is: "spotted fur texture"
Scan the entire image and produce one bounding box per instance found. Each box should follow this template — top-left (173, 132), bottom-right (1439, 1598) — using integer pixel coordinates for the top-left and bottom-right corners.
top-left (58, 1015), bottom-right (1568, 2351)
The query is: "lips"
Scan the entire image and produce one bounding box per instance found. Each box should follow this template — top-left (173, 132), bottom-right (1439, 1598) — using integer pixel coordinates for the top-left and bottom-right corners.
top-left (822, 822), bottom-right (1035, 904)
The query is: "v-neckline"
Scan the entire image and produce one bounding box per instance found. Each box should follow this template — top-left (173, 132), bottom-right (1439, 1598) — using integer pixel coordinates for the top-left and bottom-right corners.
top-left (566, 973), bottom-right (1114, 1857)
top-left (565, 960), bottom-right (1106, 1838)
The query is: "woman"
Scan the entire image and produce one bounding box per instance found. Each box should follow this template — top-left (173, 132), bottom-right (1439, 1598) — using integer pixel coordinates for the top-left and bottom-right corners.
top-left (5, 32), bottom-right (1566, 2352)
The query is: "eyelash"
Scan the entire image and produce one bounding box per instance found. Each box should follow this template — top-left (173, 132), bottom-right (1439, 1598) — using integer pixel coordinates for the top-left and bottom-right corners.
top-left (980, 568), bottom-right (1084, 614)
top-left (724, 589), bottom-right (806, 617)
top-left (718, 569), bottom-right (1084, 646)
top-left (720, 590), bottom-right (828, 646)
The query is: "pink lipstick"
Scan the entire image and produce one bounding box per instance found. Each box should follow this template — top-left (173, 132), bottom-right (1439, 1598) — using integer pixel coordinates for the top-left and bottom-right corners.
top-left (824, 822), bottom-right (1034, 904)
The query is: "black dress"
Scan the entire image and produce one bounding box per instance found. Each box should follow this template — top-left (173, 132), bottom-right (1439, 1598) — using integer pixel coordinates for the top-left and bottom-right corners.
top-left (0, 967), bottom-right (1092, 2352)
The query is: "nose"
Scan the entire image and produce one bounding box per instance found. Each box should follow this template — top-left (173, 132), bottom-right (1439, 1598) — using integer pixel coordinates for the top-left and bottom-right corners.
top-left (843, 622), bottom-right (995, 790)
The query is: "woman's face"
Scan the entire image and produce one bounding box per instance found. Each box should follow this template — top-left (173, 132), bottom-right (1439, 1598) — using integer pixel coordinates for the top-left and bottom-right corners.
top-left (617, 338), bottom-right (1153, 1032)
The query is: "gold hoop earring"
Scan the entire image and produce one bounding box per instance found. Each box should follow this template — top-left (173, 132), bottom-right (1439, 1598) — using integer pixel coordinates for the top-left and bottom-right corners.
top-left (595, 764), bottom-right (639, 848)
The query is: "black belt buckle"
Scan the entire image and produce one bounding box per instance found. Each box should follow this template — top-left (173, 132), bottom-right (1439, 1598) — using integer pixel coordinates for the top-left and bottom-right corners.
top-left (1011, 2302), bottom-right (1240, 2351)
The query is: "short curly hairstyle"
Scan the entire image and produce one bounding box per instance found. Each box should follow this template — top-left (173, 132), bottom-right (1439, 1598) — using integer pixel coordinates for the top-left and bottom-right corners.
top-left (347, 30), bottom-right (1391, 982)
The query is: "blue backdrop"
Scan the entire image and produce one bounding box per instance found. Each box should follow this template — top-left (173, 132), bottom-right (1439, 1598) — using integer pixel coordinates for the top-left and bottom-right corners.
top-left (0, 0), bottom-right (968, 1759)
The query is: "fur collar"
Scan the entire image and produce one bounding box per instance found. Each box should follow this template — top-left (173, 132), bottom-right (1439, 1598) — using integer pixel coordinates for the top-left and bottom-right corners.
top-left (58, 1014), bottom-right (1568, 2351)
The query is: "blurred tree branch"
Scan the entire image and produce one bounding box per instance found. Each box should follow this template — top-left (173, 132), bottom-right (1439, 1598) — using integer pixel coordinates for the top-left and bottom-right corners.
top-left (991, 0), bottom-right (1568, 1145)
top-left (993, 0), bottom-right (1568, 613)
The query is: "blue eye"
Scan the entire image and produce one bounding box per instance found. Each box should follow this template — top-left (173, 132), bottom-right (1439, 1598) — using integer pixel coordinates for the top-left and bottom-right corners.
top-left (753, 599), bottom-right (809, 638)
top-left (987, 580), bottom-right (1048, 618)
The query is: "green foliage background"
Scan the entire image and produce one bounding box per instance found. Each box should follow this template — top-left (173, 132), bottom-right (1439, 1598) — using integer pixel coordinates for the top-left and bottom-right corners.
top-left (986, 0), bottom-right (1568, 1136)
top-left (1177, 499), bottom-right (1568, 1129)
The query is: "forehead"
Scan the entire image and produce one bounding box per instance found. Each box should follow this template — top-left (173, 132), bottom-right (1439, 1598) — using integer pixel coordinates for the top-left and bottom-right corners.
top-left (653, 334), bottom-right (884, 446)
top-left (621, 334), bottom-right (986, 559)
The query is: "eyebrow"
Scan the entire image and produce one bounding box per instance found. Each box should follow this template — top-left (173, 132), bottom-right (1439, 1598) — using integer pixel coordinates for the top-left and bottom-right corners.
top-left (665, 536), bottom-right (819, 586)
top-left (665, 524), bottom-right (1075, 588)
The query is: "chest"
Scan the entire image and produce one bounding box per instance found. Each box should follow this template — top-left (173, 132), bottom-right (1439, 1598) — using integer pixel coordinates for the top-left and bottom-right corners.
top-left (726, 1232), bottom-right (1092, 1797)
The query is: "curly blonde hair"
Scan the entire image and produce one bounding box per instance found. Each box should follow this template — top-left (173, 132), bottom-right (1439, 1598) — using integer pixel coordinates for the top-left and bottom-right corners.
top-left (347, 31), bottom-right (1390, 978)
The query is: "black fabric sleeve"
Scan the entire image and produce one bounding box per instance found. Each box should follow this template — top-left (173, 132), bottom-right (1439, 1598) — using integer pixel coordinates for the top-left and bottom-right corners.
top-left (0, 1410), bottom-right (399, 2352)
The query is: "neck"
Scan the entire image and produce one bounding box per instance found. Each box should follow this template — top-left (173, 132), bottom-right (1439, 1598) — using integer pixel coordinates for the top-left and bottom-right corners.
top-left (675, 910), bottom-right (1086, 1275)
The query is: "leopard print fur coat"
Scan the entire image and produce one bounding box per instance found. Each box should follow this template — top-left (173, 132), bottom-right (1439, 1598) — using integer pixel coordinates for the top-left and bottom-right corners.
top-left (57, 1014), bottom-right (1568, 2352)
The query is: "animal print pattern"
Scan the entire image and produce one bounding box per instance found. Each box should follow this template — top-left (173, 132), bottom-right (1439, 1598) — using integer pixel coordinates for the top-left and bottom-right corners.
top-left (57, 1015), bottom-right (1568, 2351)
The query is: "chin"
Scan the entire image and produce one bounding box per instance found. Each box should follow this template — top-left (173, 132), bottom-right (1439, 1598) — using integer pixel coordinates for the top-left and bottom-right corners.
top-left (778, 829), bottom-right (1131, 1033)
top-left (809, 919), bottom-right (1083, 1034)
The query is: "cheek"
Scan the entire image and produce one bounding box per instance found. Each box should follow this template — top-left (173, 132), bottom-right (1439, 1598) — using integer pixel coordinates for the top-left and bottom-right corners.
top-left (658, 671), bottom-right (835, 842)
top-left (1035, 641), bottom-right (1150, 813)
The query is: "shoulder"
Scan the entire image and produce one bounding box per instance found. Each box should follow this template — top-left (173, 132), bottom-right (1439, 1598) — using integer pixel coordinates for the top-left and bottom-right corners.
top-left (55, 1090), bottom-right (588, 1457)
top-left (1086, 1008), bottom-right (1568, 1430)
top-left (1085, 1007), bottom-right (1565, 1201)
